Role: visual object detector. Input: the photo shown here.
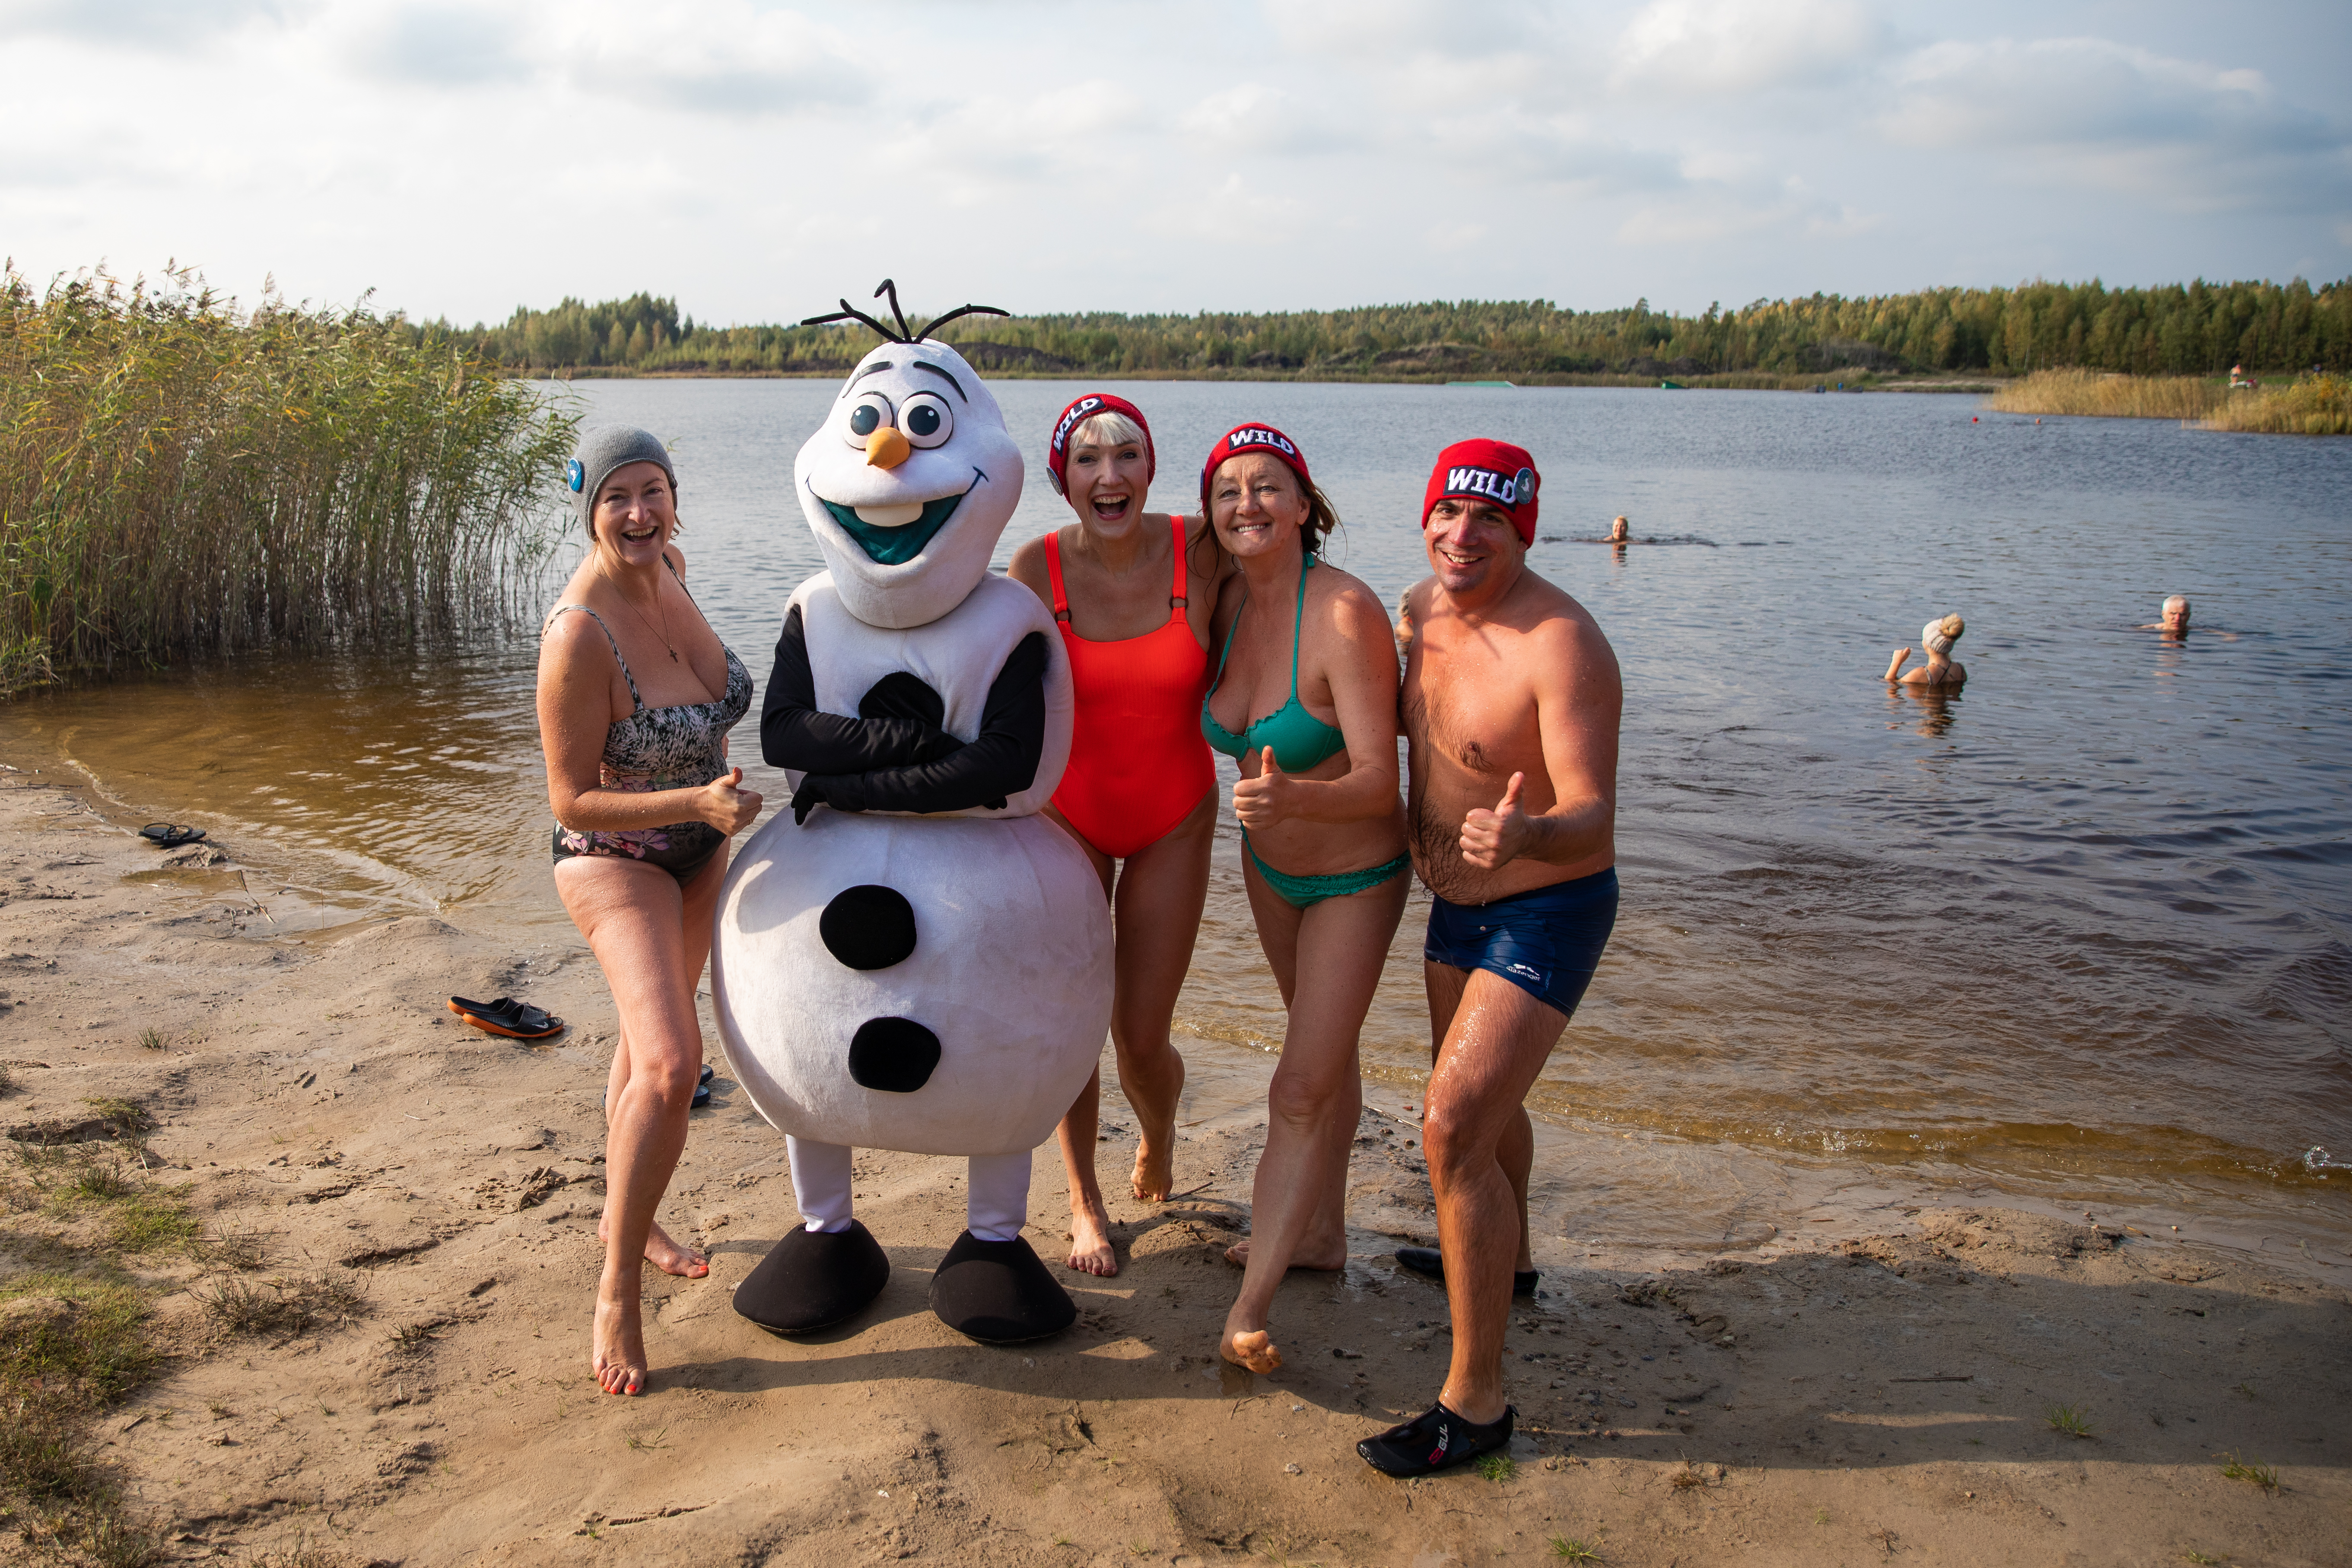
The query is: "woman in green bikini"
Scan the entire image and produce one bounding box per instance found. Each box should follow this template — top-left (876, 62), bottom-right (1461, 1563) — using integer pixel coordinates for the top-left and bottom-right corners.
top-left (1197, 424), bottom-right (1409, 1376)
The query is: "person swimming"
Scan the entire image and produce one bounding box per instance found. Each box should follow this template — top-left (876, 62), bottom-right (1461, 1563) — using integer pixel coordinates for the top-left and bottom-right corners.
top-left (2145, 595), bottom-right (2191, 634)
top-left (1885, 614), bottom-right (1967, 688)
top-left (1608, 515), bottom-right (1630, 543)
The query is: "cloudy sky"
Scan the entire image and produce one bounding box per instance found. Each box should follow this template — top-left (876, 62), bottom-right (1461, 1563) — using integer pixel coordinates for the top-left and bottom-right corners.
top-left (3, 0), bottom-right (2346, 325)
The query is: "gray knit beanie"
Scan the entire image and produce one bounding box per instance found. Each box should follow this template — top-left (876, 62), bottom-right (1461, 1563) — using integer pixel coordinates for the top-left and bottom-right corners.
top-left (568, 425), bottom-right (677, 534)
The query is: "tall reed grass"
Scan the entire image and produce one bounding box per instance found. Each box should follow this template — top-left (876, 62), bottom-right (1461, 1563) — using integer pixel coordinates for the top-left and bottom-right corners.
top-left (0, 265), bottom-right (577, 695)
top-left (1986, 370), bottom-right (2224, 420)
top-left (2204, 373), bottom-right (2352, 435)
top-left (1987, 367), bottom-right (2351, 434)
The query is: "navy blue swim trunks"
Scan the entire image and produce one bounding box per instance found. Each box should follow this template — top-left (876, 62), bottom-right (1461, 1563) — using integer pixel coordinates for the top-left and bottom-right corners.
top-left (1423, 867), bottom-right (1618, 1019)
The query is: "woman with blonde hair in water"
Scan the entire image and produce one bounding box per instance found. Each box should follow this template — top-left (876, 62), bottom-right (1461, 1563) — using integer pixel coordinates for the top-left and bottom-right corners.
top-left (1195, 423), bottom-right (1408, 1376)
top-left (1885, 614), bottom-right (1967, 688)
top-left (537, 426), bottom-right (762, 1395)
top-left (1009, 394), bottom-right (1230, 1276)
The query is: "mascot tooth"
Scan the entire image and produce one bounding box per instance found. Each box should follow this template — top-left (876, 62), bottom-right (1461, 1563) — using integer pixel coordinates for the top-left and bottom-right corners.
top-left (712, 282), bottom-right (1113, 1343)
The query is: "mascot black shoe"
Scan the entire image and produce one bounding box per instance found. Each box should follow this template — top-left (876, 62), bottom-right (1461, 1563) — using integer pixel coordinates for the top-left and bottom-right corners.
top-left (733, 1219), bottom-right (891, 1335)
top-left (928, 1230), bottom-right (1077, 1343)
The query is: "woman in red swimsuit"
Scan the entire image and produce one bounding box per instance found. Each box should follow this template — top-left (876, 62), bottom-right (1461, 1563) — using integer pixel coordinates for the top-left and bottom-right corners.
top-left (1009, 393), bottom-right (1231, 1277)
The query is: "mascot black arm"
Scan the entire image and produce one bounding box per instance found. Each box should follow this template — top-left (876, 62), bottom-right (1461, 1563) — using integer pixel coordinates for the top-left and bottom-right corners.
top-left (763, 603), bottom-right (965, 773)
top-left (791, 633), bottom-right (1048, 821)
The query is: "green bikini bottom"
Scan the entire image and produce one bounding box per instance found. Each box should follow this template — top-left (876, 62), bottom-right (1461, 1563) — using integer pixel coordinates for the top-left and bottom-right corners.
top-left (1242, 830), bottom-right (1410, 910)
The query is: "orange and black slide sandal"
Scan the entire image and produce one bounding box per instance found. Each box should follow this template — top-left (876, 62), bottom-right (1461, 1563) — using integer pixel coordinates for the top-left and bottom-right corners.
top-left (447, 996), bottom-right (566, 1040)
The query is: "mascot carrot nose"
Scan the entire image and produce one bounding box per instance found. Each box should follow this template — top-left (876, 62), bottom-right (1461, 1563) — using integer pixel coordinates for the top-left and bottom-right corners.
top-left (866, 427), bottom-right (910, 468)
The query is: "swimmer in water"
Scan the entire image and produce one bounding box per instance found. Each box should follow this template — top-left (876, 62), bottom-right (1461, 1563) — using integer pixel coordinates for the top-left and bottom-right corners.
top-left (2140, 595), bottom-right (2191, 634)
top-left (1885, 614), bottom-right (1967, 688)
top-left (1608, 514), bottom-right (1631, 543)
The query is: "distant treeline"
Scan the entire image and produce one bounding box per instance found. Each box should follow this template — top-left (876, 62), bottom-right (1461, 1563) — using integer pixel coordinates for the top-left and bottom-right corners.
top-left (427, 277), bottom-right (2351, 382)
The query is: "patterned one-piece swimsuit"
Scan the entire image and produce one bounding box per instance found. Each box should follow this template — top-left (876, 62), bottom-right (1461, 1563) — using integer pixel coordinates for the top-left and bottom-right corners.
top-left (547, 600), bottom-right (753, 885)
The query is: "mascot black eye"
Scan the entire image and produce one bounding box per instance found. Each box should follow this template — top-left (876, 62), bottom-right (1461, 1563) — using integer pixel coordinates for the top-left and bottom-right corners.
top-left (899, 392), bottom-right (954, 450)
top-left (844, 392), bottom-right (893, 446)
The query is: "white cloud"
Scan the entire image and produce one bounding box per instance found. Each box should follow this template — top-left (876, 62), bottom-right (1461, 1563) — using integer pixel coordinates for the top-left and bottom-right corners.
top-left (335, 3), bottom-right (531, 86)
top-left (1610, 0), bottom-right (1894, 96)
top-left (549, 0), bottom-right (868, 116)
top-left (874, 80), bottom-right (1147, 200)
top-left (1419, 106), bottom-right (1686, 194)
top-left (1880, 36), bottom-right (2349, 211)
top-left (0, 0), bottom-right (2345, 324)
top-left (0, 0), bottom-right (285, 48)
top-left (320, 0), bottom-right (868, 111)
top-left (1178, 84), bottom-right (1338, 156)
top-left (1264, 0), bottom-right (1548, 59)
top-left (1885, 38), bottom-right (2327, 153)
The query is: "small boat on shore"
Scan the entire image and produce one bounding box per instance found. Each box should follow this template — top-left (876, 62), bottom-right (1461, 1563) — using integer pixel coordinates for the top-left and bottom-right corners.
top-left (1659, 379), bottom-right (1686, 390)
top-left (1447, 379), bottom-right (1514, 387)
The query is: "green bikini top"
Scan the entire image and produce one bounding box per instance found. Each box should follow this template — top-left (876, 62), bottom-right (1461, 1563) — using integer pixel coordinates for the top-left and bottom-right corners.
top-left (1201, 555), bottom-right (1349, 773)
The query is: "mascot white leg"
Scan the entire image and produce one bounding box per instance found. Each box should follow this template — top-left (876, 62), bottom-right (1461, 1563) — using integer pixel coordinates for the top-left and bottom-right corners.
top-left (786, 1136), bottom-right (855, 1231)
top-left (714, 286), bottom-right (1112, 1345)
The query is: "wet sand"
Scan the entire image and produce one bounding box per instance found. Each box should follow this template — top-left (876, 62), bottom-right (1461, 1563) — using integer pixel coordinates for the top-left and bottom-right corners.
top-left (3, 776), bottom-right (2347, 1565)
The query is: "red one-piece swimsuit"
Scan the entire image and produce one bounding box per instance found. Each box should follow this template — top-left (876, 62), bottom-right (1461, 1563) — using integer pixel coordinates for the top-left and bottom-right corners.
top-left (1044, 516), bottom-right (1215, 859)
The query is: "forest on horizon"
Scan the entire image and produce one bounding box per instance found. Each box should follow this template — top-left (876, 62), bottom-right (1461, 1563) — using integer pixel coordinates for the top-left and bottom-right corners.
top-left (425, 276), bottom-right (2351, 384)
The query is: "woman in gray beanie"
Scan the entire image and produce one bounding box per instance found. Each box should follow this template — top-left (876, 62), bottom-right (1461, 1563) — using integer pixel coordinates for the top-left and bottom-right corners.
top-left (537, 424), bottom-right (763, 1396)
top-left (1884, 613), bottom-right (1967, 688)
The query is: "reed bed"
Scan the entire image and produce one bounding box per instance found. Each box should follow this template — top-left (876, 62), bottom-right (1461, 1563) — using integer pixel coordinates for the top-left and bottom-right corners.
top-left (2204, 373), bottom-right (2352, 435)
top-left (1987, 367), bottom-right (2351, 434)
top-left (1986, 369), bottom-right (2225, 420)
top-left (0, 265), bottom-right (578, 695)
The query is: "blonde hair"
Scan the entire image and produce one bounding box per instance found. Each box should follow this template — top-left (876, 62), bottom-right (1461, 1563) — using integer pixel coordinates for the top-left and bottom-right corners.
top-left (1920, 613), bottom-right (1964, 656)
top-left (1070, 410), bottom-right (1147, 453)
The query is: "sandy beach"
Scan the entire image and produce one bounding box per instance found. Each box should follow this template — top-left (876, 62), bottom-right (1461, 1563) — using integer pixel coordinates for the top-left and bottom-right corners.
top-left (2, 770), bottom-right (2346, 1567)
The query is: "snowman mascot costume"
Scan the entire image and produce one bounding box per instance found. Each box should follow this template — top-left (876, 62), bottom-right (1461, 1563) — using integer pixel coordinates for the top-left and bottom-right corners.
top-left (712, 283), bottom-right (1112, 1344)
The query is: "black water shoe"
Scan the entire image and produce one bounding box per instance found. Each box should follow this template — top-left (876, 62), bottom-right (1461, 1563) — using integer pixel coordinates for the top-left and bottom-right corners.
top-left (929, 1231), bottom-right (1076, 1343)
top-left (1357, 1401), bottom-right (1516, 1478)
top-left (733, 1219), bottom-right (890, 1335)
top-left (1395, 1245), bottom-right (1538, 1296)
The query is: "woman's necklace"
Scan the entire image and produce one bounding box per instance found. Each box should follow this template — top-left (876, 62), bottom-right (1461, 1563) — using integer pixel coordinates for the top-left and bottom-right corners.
top-left (603, 566), bottom-right (679, 663)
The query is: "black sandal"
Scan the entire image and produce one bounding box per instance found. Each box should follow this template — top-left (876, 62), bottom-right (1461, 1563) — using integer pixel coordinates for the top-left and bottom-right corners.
top-left (1357, 1402), bottom-right (1516, 1478)
top-left (1395, 1245), bottom-right (1539, 1297)
top-left (140, 823), bottom-right (207, 849)
top-left (447, 996), bottom-right (566, 1040)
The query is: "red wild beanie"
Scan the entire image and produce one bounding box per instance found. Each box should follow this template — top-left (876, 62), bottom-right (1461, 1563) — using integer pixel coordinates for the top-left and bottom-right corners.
top-left (1423, 439), bottom-right (1540, 544)
top-left (1200, 423), bottom-right (1313, 512)
top-left (1046, 392), bottom-right (1155, 496)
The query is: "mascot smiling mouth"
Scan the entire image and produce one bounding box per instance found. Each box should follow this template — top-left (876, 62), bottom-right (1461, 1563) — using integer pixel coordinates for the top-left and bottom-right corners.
top-left (813, 471), bottom-right (987, 566)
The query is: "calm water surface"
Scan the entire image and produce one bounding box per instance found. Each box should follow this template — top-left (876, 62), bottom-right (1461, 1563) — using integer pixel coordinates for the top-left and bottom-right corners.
top-left (8, 382), bottom-right (2347, 1269)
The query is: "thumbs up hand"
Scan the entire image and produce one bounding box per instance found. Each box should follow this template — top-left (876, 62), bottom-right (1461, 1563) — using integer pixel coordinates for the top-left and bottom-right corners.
top-left (698, 767), bottom-right (764, 834)
top-left (1231, 745), bottom-right (1297, 831)
top-left (1459, 771), bottom-right (1529, 869)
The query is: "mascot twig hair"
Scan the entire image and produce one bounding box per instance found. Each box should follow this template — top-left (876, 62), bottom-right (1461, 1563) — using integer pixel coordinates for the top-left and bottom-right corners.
top-left (801, 277), bottom-right (1010, 345)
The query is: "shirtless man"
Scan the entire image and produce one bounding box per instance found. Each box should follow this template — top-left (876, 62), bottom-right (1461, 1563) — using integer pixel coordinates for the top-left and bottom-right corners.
top-left (1359, 439), bottom-right (1621, 1479)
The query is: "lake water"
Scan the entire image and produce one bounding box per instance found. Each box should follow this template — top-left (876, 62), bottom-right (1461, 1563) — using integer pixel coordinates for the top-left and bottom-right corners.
top-left (8, 379), bottom-right (2348, 1273)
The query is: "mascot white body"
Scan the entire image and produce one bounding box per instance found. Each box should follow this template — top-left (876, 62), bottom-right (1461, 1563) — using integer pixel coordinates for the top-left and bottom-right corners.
top-left (713, 298), bottom-right (1112, 1342)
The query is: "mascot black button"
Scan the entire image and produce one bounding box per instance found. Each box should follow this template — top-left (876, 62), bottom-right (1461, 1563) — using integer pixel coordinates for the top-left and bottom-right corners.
top-left (847, 1016), bottom-right (941, 1093)
top-left (819, 884), bottom-right (919, 970)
